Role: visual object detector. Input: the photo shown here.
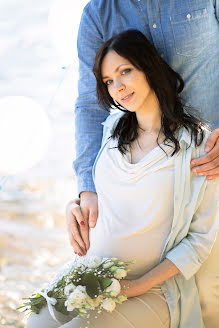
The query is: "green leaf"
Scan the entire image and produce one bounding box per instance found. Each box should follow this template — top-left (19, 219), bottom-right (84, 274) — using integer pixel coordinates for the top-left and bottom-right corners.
top-left (114, 298), bottom-right (122, 304)
top-left (54, 299), bottom-right (69, 315)
top-left (72, 278), bottom-right (81, 286)
top-left (98, 277), bottom-right (112, 291)
top-left (31, 305), bottom-right (41, 314)
top-left (81, 272), bottom-right (101, 299)
top-left (33, 293), bottom-right (42, 298)
top-left (57, 277), bottom-right (65, 288)
top-left (29, 296), bottom-right (45, 305)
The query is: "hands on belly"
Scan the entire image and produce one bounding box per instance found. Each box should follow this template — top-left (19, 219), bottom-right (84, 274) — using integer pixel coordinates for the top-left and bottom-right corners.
top-left (65, 191), bottom-right (98, 256)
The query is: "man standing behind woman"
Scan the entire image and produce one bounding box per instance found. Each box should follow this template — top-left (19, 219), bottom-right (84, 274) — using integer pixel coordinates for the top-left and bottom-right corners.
top-left (66, 1), bottom-right (219, 326)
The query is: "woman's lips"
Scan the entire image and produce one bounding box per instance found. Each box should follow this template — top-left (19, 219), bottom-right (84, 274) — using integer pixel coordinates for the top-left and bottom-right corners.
top-left (121, 92), bottom-right (134, 103)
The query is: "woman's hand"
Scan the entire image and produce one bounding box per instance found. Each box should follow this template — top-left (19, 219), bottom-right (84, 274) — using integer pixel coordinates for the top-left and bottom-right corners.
top-left (66, 199), bottom-right (87, 256)
top-left (119, 259), bottom-right (180, 298)
top-left (191, 128), bottom-right (219, 179)
top-left (118, 279), bottom-right (147, 298)
top-left (65, 191), bottom-right (98, 256)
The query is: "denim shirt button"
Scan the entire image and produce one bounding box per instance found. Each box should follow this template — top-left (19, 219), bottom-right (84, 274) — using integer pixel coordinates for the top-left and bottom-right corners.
top-left (152, 23), bottom-right (157, 28)
top-left (186, 13), bottom-right (191, 20)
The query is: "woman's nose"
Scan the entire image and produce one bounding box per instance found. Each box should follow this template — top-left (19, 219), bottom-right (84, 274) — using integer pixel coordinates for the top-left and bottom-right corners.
top-left (114, 79), bottom-right (125, 92)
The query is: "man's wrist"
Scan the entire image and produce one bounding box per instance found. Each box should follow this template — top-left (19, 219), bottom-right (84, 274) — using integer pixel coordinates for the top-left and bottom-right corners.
top-left (79, 190), bottom-right (97, 198)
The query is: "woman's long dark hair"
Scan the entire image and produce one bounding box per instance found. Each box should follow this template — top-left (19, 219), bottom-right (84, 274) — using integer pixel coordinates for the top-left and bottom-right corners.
top-left (93, 29), bottom-right (208, 155)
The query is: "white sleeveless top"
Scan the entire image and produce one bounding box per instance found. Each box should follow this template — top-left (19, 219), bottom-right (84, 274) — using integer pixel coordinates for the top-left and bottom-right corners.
top-left (86, 137), bottom-right (175, 279)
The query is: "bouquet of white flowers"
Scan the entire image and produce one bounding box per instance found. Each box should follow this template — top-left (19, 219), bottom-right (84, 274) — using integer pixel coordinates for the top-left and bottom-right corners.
top-left (19, 256), bottom-right (135, 321)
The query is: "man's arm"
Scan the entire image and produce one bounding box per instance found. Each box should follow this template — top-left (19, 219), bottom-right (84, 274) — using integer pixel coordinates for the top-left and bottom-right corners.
top-left (67, 3), bottom-right (108, 254)
top-left (73, 3), bottom-right (109, 194)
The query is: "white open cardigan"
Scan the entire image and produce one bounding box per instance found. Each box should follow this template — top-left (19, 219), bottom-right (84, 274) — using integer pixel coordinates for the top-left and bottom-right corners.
top-left (92, 111), bottom-right (219, 328)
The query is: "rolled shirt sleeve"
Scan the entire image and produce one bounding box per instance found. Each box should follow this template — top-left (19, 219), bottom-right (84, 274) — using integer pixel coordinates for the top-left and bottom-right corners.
top-left (73, 3), bottom-right (109, 194)
top-left (166, 178), bottom-right (219, 280)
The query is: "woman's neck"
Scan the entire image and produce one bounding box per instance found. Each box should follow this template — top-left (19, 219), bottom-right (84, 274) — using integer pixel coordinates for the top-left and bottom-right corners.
top-left (136, 93), bottom-right (162, 134)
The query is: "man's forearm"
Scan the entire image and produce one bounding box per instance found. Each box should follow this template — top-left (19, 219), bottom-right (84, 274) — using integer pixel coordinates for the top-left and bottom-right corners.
top-left (73, 107), bottom-right (108, 194)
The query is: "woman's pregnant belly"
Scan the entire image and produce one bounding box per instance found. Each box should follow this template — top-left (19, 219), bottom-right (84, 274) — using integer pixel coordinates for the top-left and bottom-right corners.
top-left (85, 213), bottom-right (169, 280)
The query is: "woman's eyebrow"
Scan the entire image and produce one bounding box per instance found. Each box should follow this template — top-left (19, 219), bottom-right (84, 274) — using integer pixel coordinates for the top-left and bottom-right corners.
top-left (102, 64), bottom-right (130, 79)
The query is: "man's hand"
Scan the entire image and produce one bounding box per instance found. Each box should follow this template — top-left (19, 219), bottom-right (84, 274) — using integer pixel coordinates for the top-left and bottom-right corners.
top-left (80, 191), bottom-right (98, 229)
top-left (191, 128), bottom-right (219, 179)
top-left (65, 191), bottom-right (98, 256)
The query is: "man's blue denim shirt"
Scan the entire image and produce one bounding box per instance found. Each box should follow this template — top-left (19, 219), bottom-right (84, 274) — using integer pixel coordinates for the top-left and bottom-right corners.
top-left (74, 0), bottom-right (219, 194)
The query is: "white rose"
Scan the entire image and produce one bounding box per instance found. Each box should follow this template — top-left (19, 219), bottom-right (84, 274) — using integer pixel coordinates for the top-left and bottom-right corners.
top-left (86, 255), bottom-right (102, 269)
top-left (65, 299), bottom-right (75, 312)
top-left (105, 278), bottom-right (121, 296)
top-left (101, 298), bottom-right (116, 312)
top-left (114, 269), bottom-right (127, 279)
top-left (64, 283), bottom-right (76, 296)
top-left (66, 285), bottom-right (88, 309)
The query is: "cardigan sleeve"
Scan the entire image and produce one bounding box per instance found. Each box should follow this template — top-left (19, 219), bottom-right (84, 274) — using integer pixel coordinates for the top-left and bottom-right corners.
top-left (166, 177), bottom-right (219, 280)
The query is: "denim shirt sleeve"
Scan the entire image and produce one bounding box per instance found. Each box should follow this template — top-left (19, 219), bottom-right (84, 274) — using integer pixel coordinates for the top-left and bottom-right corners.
top-left (73, 3), bottom-right (109, 194)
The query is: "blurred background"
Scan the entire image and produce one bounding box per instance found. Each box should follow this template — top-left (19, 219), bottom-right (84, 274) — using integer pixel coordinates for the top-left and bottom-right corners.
top-left (0, 0), bottom-right (88, 326)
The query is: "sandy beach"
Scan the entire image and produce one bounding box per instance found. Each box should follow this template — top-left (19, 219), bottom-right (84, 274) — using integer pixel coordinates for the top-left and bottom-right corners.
top-left (0, 1), bottom-right (84, 326)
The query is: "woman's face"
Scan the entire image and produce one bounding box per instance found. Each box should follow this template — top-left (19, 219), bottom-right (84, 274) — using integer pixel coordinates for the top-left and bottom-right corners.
top-left (101, 50), bottom-right (153, 113)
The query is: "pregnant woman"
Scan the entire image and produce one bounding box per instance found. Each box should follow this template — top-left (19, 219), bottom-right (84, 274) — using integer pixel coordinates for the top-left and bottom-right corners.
top-left (25, 30), bottom-right (219, 328)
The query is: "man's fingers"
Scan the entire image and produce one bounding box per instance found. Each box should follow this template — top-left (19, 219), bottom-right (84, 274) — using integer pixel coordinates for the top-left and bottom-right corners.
top-left (89, 210), bottom-right (98, 228)
top-left (191, 155), bottom-right (219, 174)
top-left (204, 128), bottom-right (219, 153)
top-left (207, 174), bottom-right (219, 180)
top-left (191, 148), bottom-right (218, 167)
top-left (194, 166), bottom-right (219, 177)
top-left (191, 136), bottom-right (219, 167)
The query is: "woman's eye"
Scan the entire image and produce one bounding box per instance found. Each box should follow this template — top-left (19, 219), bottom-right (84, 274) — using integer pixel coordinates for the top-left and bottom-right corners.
top-left (105, 80), bottom-right (113, 86)
top-left (121, 69), bottom-right (131, 75)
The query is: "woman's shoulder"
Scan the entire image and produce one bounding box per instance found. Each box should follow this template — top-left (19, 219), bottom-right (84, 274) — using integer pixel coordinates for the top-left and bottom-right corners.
top-left (101, 111), bottom-right (125, 129)
top-left (101, 111), bottom-right (125, 145)
top-left (178, 126), bottom-right (211, 157)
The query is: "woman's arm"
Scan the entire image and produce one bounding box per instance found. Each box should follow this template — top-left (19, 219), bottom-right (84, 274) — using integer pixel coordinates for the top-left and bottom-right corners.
top-left (119, 259), bottom-right (179, 298)
top-left (121, 176), bottom-right (219, 298)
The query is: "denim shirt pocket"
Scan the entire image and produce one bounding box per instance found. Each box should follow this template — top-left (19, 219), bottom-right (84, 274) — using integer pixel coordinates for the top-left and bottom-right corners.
top-left (170, 8), bottom-right (210, 57)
